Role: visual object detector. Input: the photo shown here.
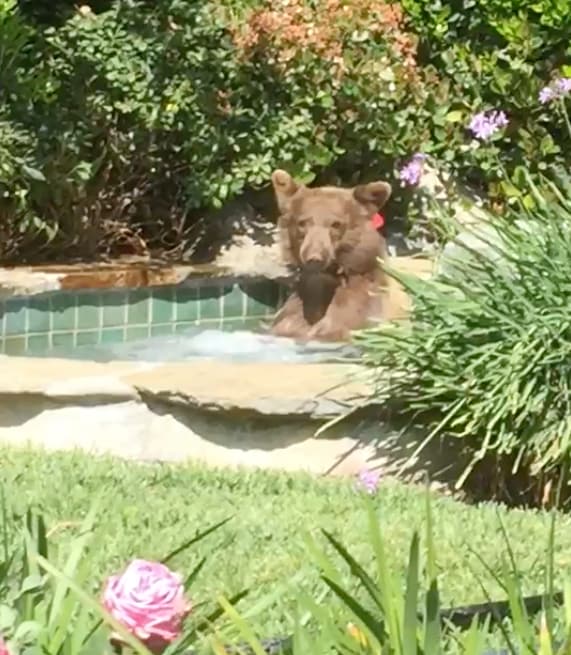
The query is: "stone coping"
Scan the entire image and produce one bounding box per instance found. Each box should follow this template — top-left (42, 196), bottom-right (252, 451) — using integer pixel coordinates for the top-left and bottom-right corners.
top-left (0, 353), bottom-right (465, 485)
top-left (0, 260), bottom-right (291, 299)
top-left (0, 355), bottom-right (377, 420)
top-left (0, 255), bottom-right (433, 298)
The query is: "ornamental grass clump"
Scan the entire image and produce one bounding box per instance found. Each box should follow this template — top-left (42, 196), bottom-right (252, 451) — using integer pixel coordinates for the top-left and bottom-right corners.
top-left (355, 176), bottom-right (571, 499)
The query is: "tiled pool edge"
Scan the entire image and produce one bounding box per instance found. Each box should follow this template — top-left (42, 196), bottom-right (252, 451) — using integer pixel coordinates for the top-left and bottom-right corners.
top-left (0, 274), bottom-right (290, 356)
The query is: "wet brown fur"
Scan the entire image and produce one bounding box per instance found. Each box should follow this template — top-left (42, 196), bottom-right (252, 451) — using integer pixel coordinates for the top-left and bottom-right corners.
top-left (270, 170), bottom-right (392, 342)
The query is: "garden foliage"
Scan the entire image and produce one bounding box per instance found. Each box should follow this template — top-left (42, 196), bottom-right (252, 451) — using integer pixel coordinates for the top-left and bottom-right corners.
top-left (356, 174), bottom-right (571, 502)
top-left (0, 0), bottom-right (570, 262)
top-left (1, 489), bottom-right (567, 655)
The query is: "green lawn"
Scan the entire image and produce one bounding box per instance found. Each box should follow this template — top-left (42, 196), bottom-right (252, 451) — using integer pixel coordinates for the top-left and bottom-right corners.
top-left (3, 447), bottom-right (571, 637)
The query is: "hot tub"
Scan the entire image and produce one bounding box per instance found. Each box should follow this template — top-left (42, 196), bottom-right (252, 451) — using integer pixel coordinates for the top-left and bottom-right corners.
top-left (0, 264), bottom-right (358, 363)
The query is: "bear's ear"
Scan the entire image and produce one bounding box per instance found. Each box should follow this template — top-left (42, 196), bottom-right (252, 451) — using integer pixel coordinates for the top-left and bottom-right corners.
top-left (271, 169), bottom-right (300, 212)
top-left (353, 181), bottom-right (392, 209)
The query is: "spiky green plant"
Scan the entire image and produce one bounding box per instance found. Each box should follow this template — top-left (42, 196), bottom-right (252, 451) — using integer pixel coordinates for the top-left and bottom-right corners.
top-left (355, 175), bottom-right (571, 498)
top-left (223, 493), bottom-right (570, 655)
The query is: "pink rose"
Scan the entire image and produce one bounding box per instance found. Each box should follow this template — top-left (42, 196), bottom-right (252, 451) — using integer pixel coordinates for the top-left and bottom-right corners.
top-left (102, 559), bottom-right (191, 654)
top-left (0, 637), bottom-right (10, 655)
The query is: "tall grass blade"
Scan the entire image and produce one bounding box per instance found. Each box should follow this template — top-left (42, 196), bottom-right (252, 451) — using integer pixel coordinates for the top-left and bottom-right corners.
top-left (162, 516), bottom-right (233, 564)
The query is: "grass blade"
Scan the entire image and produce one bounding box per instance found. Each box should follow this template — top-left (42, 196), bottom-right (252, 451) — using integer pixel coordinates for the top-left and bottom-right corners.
top-left (162, 516), bottom-right (233, 565)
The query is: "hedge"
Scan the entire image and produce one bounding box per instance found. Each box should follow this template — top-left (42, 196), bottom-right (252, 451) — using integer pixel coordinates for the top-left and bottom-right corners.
top-left (0, 0), bottom-right (570, 262)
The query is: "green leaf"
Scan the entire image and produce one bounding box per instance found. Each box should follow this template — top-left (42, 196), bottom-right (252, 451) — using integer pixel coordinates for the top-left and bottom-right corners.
top-left (18, 575), bottom-right (43, 595)
top-left (217, 595), bottom-right (267, 655)
top-left (21, 165), bottom-right (46, 182)
top-left (445, 110), bottom-right (463, 123)
top-left (403, 533), bottom-right (420, 655)
top-left (162, 516), bottom-right (232, 565)
top-left (321, 575), bottom-right (385, 639)
top-left (13, 621), bottom-right (41, 644)
top-left (0, 605), bottom-right (17, 633)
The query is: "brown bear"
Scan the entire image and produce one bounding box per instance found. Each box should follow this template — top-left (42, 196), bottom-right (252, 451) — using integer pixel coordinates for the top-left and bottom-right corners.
top-left (269, 169), bottom-right (392, 342)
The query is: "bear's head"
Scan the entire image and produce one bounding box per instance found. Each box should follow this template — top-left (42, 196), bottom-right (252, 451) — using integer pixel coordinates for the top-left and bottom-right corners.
top-left (271, 170), bottom-right (392, 275)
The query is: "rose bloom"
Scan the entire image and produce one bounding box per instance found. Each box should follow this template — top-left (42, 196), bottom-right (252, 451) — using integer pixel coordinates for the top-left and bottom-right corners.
top-left (102, 559), bottom-right (191, 654)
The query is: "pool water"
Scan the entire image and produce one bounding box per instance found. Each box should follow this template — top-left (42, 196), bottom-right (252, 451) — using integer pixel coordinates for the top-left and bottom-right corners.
top-left (32, 328), bottom-right (360, 363)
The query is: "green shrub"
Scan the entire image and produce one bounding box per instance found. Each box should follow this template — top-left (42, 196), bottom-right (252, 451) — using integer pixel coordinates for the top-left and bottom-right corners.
top-left (0, 0), bottom-right (433, 262)
top-left (355, 176), bottom-right (571, 502)
top-left (399, 0), bottom-right (571, 207)
top-left (2, 0), bottom-right (571, 262)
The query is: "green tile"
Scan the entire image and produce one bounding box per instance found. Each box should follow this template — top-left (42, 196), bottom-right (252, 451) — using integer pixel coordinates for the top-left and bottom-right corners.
top-left (4, 298), bottom-right (27, 336)
top-left (243, 316), bottom-right (265, 331)
top-left (76, 293), bottom-right (101, 330)
top-left (198, 284), bottom-right (223, 321)
top-left (4, 336), bottom-right (26, 355)
top-left (51, 293), bottom-right (77, 331)
top-left (76, 330), bottom-right (99, 347)
top-left (174, 322), bottom-right (195, 334)
top-left (127, 290), bottom-right (151, 326)
top-left (101, 328), bottom-right (124, 344)
top-left (174, 287), bottom-right (198, 322)
top-left (222, 284), bottom-right (245, 318)
top-left (27, 334), bottom-right (50, 354)
top-left (102, 291), bottom-right (128, 328)
top-left (150, 324), bottom-right (173, 337)
top-left (52, 333), bottom-right (75, 349)
top-left (27, 295), bottom-right (51, 334)
top-left (126, 326), bottom-right (148, 341)
top-left (221, 317), bottom-right (247, 331)
top-left (151, 288), bottom-right (174, 324)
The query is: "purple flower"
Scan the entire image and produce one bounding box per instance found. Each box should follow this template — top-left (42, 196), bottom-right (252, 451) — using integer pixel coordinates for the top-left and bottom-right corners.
top-left (539, 86), bottom-right (556, 104)
top-left (399, 153), bottom-right (425, 186)
top-left (539, 77), bottom-right (571, 104)
top-left (468, 110), bottom-right (508, 140)
top-left (555, 77), bottom-right (571, 94)
top-left (356, 469), bottom-right (381, 494)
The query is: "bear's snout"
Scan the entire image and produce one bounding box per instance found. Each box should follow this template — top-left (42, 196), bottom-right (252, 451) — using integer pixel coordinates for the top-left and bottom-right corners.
top-left (299, 226), bottom-right (335, 267)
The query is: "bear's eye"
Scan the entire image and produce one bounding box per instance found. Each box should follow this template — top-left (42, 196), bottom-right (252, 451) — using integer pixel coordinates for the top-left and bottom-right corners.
top-left (297, 218), bottom-right (310, 230)
top-left (331, 220), bottom-right (343, 231)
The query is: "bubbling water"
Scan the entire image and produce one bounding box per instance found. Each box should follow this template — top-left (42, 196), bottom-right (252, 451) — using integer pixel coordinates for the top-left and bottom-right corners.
top-left (36, 328), bottom-right (359, 363)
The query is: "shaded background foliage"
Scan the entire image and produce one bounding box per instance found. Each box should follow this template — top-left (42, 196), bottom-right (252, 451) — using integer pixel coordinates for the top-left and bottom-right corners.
top-left (1, 0), bottom-right (570, 263)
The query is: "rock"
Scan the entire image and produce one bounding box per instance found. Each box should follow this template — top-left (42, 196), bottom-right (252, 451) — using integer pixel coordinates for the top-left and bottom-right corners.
top-left (435, 217), bottom-right (541, 279)
top-left (213, 233), bottom-right (290, 279)
top-left (0, 269), bottom-right (62, 298)
top-left (44, 374), bottom-right (140, 401)
top-left (409, 161), bottom-right (515, 278)
top-left (416, 162), bottom-right (489, 228)
top-left (0, 356), bottom-right (377, 419)
top-left (0, 353), bottom-right (465, 486)
top-left (0, 396), bottom-right (390, 475)
top-left (124, 361), bottom-right (378, 420)
top-left (0, 357), bottom-right (141, 395)
top-left (178, 191), bottom-right (292, 278)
